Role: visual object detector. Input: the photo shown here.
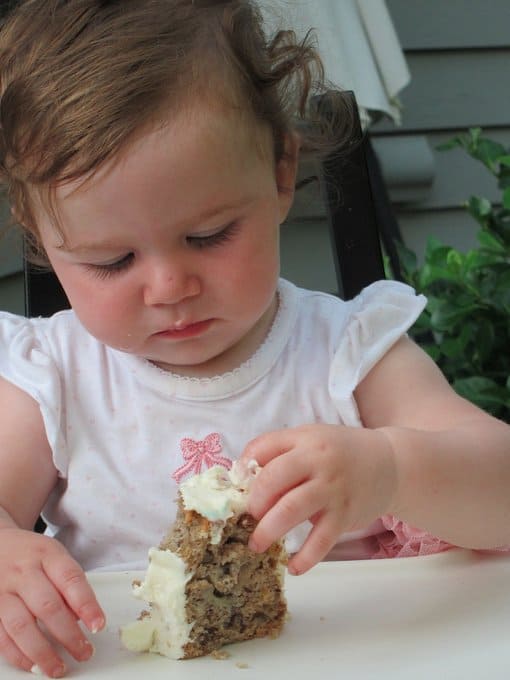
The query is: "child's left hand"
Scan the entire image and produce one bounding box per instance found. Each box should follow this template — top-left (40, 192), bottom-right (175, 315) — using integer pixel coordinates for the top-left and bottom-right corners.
top-left (241, 424), bottom-right (398, 575)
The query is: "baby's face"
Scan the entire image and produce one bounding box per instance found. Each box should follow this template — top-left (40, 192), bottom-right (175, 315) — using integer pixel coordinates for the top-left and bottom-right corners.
top-left (36, 108), bottom-right (297, 377)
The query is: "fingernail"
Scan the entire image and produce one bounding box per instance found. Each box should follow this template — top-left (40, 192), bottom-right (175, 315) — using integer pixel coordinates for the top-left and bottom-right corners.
top-left (89, 616), bottom-right (105, 633)
top-left (51, 664), bottom-right (66, 678)
top-left (77, 640), bottom-right (95, 661)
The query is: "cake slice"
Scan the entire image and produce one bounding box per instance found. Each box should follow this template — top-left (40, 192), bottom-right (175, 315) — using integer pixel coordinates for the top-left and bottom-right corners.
top-left (121, 462), bottom-right (287, 659)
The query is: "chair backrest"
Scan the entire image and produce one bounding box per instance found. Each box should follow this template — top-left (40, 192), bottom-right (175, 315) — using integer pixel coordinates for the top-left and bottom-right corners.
top-left (321, 93), bottom-right (385, 299)
top-left (24, 93), bottom-right (384, 317)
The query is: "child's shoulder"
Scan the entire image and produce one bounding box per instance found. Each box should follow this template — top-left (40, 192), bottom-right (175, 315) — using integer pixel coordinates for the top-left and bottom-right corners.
top-left (0, 307), bottom-right (82, 334)
top-left (285, 277), bottom-right (424, 322)
top-left (282, 278), bottom-right (427, 359)
top-left (0, 308), bottom-right (96, 356)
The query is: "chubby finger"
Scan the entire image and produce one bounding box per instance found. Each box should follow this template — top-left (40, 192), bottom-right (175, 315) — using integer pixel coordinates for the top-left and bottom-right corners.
top-left (249, 481), bottom-right (324, 554)
top-left (287, 515), bottom-right (341, 576)
top-left (20, 574), bottom-right (94, 663)
top-left (242, 429), bottom-right (296, 467)
top-left (0, 593), bottom-right (67, 678)
top-left (247, 450), bottom-right (309, 519)
top-left (43, 555), bottom-right (105, 634)
top-left (0, 619), bottom-right (33, 674)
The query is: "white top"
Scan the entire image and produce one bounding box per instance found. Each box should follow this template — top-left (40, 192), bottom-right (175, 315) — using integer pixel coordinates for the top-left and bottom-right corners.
top-left (0, 279), bottom-right (425, 571)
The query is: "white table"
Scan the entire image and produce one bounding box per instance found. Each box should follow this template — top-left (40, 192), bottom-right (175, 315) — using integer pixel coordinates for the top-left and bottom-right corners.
top-left (3, 549), bottom-right (510, 679)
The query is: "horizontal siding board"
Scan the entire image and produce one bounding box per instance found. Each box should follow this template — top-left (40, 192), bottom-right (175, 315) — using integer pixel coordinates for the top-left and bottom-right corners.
top-left (397, 208), bottom-right (479, 262)
top-left (289, 128), bottom-right (510, 216)
top-left (282, 208), bottom-right (481, 289)
top-left (280, 220), bottom-right (338, 294)
top-left (378, 129), bottom-right (510, 210)
top-left (388, 0), bottom-right (510, 50)
top-left (373, 50), bottom-right (510, 132)
top-left (0, 227), bottom-right (23, 278)
top-left (0, 271), bottom-right (24, 315)
top-left (415, 129), bottom-right (510, 210)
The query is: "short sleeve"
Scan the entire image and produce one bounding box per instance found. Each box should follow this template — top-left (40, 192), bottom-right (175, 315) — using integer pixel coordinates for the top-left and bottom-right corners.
top-left (0, 312), bottom-right (67, 475)
top-left (374, 515), bottom-right (453, 558)
top-left (329, 280), bottom-right (427, 426)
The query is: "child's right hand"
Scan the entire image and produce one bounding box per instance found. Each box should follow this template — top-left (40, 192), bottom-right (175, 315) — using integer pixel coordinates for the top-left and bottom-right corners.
top-left (0, 528), bottom-right (105, 678)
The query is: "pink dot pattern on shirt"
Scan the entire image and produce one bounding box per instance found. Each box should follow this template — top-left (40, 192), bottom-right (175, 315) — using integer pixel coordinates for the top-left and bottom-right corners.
top-left (172, 432), bottom-right (232, 483)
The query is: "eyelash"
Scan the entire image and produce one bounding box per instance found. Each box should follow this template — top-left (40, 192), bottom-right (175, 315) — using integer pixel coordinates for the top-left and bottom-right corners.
top-left (85, 253), bottom-right (135, 280)
top-left (186, 221), bottom-right (239, 249)
top-left (85, 222), bottom-right (239, 279)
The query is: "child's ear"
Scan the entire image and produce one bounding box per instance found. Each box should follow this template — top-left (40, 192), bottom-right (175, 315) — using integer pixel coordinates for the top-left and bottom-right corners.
top-left (276, 132), bottom-right (300, 224)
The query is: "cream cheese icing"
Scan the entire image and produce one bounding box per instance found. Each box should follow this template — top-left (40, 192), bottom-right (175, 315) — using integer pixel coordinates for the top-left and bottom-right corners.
top-left (180, 463), bottom-right (249, 520)
top-left (121, 547), bottom-right (193, 658)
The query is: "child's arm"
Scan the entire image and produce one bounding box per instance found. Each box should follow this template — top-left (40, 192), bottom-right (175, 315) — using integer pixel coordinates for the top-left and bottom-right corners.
top-left (356, 335), bottom-right (510, 548)
top-left (0, 377), bottom-right (105, 678)
top-left (242, 337), bottom-right (510, 575)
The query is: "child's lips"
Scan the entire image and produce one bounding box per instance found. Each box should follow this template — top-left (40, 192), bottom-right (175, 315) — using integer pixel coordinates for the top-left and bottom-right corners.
top-left (154, 319), bottom-right (213, 339)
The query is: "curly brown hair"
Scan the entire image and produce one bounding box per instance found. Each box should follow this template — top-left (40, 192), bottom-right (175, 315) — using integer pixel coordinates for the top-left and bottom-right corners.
top-left (0, 0), bottom-right (353, 263)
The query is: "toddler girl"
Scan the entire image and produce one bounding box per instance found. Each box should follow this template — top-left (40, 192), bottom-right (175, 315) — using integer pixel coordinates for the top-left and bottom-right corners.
top-left (0, 1), bottom-right (509, 678)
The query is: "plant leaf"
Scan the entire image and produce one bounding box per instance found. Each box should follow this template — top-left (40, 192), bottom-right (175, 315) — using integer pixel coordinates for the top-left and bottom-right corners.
top-left (475, 139), bottom-right (508, 172)
top-left (503, 187), bottom-right (510, 210)
top-left (477, 229), bottom-right (506, 252)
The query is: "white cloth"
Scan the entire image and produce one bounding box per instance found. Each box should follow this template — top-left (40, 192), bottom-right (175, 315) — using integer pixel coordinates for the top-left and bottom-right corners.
top-left (259, 0), bottom-right (410, 125)
top-left (0, 279), bottom-right (425, 571)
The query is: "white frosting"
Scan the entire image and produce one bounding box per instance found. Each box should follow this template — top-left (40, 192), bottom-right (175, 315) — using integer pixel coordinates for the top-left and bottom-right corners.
top-left (120, 547), bottom-right (193, 659)
top-left (180, 461), bottom-right (257, 522)
top-left (121, 461), bottom-right (259, 659)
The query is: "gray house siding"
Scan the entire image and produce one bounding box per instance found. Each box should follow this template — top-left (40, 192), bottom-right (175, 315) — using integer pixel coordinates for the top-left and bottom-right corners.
top-left (380, 0), bottom-right (510, 259)
top-left (0, 200), bottom-right (24, 314)
top-left (283, 0), bottom-right (510, 290)
top-left (284, 0), bottom-right (510, 294)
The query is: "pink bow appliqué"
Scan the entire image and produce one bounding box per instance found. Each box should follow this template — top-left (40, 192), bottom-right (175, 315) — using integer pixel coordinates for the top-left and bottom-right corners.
top-left (172, 432), bottom-right (232, 483)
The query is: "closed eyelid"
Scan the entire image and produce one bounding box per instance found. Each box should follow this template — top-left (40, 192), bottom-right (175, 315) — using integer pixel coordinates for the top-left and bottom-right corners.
top-left (91, 253), bottom-right (134, 266)
top-left (84, 252), bottom-right (135, 279)
top-left (186, 221), bottom-right (240, 247)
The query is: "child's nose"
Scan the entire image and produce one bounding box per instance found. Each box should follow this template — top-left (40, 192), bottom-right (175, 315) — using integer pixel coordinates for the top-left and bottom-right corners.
top-left (143, 260), bottom-right (200, 306)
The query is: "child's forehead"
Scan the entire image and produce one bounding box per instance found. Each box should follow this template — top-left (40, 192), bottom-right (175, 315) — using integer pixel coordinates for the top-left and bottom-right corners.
top-left (36, 102), bottom-right (274, 234)
top-left (62, 100), bottom-right (273, 190)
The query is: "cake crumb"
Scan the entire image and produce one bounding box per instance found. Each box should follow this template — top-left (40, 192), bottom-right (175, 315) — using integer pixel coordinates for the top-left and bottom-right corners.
top-left (236, 661), bottom-right (250, 669)
top-left (211, 649), bottom-right (231, 660)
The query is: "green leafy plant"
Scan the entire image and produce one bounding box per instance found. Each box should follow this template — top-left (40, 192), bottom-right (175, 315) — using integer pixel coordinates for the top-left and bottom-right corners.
top-left (397, 128), bottom-right (510, 422)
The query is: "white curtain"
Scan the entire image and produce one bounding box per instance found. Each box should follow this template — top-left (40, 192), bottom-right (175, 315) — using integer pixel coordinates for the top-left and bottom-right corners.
top-left (258, 0), bottom-right (410, 126)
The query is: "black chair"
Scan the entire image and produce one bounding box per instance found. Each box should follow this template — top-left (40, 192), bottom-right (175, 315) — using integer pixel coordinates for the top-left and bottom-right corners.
top-left (24, 93), bottom-right (385, 317)
top-left (319, 92), bottom-right (385, 299)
